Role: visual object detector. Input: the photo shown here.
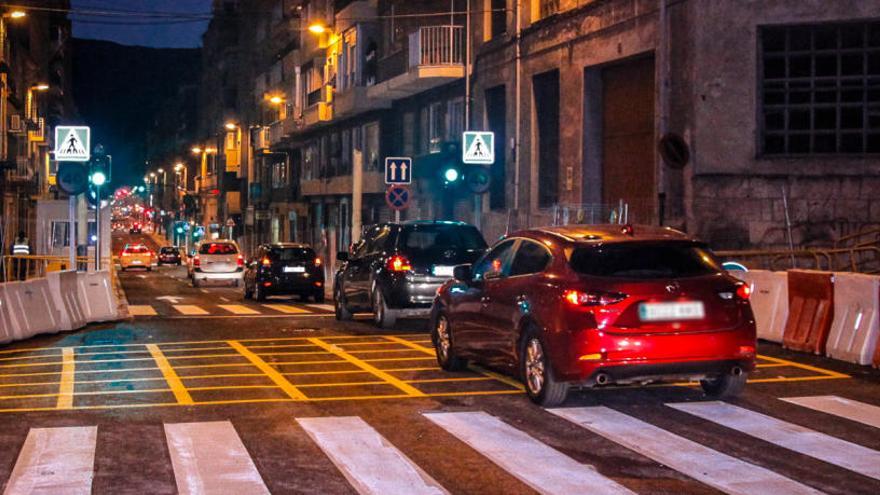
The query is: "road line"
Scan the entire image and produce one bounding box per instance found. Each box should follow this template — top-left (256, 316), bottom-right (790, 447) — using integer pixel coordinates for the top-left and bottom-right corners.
top-left (128, 305), bottom-right (158, 316)
top-left (781, 395), bottom-right (880, 429)
top-left (306, 304), bottom-right (334, 312)
top-left (382, 336), bottom-right (524, 389)
top-left (308, 338), bottom-right (426, 397)
top-left (165, 421), bottom-right (270, 495)
top-left (218, 304), bottom-right (261, 315)
top-left (227, 341), bottom-right (307, 400)
top-left (56, 348), bottom-right (75, 409)
top-left (219, 296), bottom-right (230, 302)
top-left (426, 411), bottom-right (634, 495)
top-left (199, 288), bottom-right (209, 293)
top-left (173, 304), bottom-right (210, 316)
top-left (668, 401), bottom-right (880, 480)
top-left (262, 304), bottom-right (310, 314)
top-left (146, 344), bottom-right (194, 405)
top-left (757, 354), bottom-right (850, 378)
top-left (297, 416), bottom-right (447, 495)
top-left (550, 406), bottom-right (821, 495)
top-left (3, 426), bottom-right (97, 495)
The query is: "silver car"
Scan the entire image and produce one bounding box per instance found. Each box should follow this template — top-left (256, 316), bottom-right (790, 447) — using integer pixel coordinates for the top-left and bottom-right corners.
top-left (191, 240), bottom-right (244, 287)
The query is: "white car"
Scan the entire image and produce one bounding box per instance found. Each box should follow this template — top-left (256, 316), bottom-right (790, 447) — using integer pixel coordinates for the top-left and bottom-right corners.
top-left (191, 240), bottom-right (244, 287)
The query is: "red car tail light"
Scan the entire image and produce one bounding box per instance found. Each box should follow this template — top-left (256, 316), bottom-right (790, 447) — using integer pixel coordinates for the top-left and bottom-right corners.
top-left (387, 255), bottom-right (412, 272)
top-left (193, 256), bottom-right (200, 267)
top-left (736, 283), bottom-right (752, 300)
top-left (563, 289), bottom-right (627, 307)
top-left (261, 257), bottom-right (271, 266)
top-left (237, 254), bottom-right (244, 267)
top-left (314, 257), bottom-right (322, 266)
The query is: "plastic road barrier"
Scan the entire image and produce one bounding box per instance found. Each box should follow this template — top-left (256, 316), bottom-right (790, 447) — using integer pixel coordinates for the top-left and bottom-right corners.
top-left (77, 271), bottom-right (118, 323)
top-left (783, 270), bottom-right (834, 355)
top-left (735, 270), bottom-right (788, 343)
top-left (826, 273), bottom-right (879, 365)
top-left (47, 270), bottom-right (88, 332)
top-left (10, 278), bottom-right (62, 338)
top-left (0, 283), bottom-right (23, 344)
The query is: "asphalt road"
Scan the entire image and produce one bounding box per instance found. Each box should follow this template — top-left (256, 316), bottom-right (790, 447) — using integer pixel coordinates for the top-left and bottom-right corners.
top-left (0, 233), bottom-right (878, 494)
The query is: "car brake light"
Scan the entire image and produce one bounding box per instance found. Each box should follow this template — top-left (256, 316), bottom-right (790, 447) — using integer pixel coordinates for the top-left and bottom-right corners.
top-left (237, 254), bottom-right (244, 267)
top-left (563, 289), bottom-right (627, 307)
top-left (261, 257), bottom-right (271, 266)
top-left (314, 257), bottom-right (322, 266)
top-left (736, 284), bottom-right (751, 300)
top-left (193, 256), bottom-right (200, 267)
top-left (387, 255), bottom-right (412, 272)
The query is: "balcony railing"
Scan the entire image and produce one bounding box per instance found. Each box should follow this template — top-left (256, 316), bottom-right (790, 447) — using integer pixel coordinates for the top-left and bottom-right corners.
top-left (408, 26), bottom-right (464, 68)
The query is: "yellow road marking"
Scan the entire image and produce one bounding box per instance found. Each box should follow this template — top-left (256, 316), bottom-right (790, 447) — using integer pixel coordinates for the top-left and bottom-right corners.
top-left (0, 353), bottom-right (63, 363)
top-left (297, 380), bottom-right (387, 388)
top-left (219, 304), bottom-right (261, 315)
top-left (173, 305), bottom-right (209, 315)
top-left (255, 351), bottom-right (333, 357)
top-left (187, 385), bottom-right (280, 392)
top-left (56, 348), bottom-right (75, 409)
top-left (757, 354), bottom-right (850, 378)
top-left (383, 336), bottom-right (525, 390)
top-left (343, 348), bottom-right (435, 355)
top-left (129, 305), bottom-right (158, 316)
top-left (360, 356), bottom-right (435, 363)
top-left (180, 373), bottom-right (267, 380)
top-left (308, 338), bottom-right (426, 397)
top-left (227, 341), bottom-right (308, 400)
top-left (406, 377), bottom-right (494, 384)
top-left (263, 304), bottom-right (310, 314)
top-left (270, 359), bottom-right (348, 366)
top-left (382, 367), bottom-right (438, 372)
top-left (0, 381), bottom-right (62, 389)
top-left (280, 369), bottom-right (375, 377)
top-left (756, 363), bottom-right (789, 368)
top-left (146, 344), bottom-right (194, 405)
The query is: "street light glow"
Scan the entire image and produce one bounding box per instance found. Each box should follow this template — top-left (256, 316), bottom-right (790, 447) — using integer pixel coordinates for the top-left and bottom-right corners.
top-left (308, 23), bottom-right (326, 34)
top-left (225, 122), bottom-right (237, 130)
top-left (9, 10), bottom-right (26, 19)
top-left (149, 172), bottom-right (156, 178)
top-left (191, 147), bottom-right (202, 154)
top-left (269, 96), bottom-right (283, 105)
top-left (32, 84), bottom-right (49, 91)
top-left (174, 163), bottom-right (184, 170)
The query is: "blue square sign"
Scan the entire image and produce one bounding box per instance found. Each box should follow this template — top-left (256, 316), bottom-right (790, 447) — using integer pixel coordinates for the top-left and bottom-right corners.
top-left (385, 157), bottom-right (412, 184)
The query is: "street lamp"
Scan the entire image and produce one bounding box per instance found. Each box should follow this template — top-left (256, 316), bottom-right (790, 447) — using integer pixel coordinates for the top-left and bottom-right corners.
top-left (191, 147), bottom-right (202, 154)
top-left (268, 95), bottom-right (284, 105)
top-left (225, 122), bottom-right (237, 131)
top-left (91, 171), bottom-right (107, 270)
top-left (8, 10), bottom-right (25, 19)
top-left (308, 22), bottom-right (326, 34)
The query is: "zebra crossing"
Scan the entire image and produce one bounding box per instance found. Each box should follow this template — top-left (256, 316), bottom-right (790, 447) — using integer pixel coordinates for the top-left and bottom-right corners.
top-left (3, 395), bottom-right (878, 494)
top-left (127, 302), bottom-right (335, 317)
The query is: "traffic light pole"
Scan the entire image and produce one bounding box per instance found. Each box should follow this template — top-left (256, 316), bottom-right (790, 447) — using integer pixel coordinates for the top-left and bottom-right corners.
top-left (95, 183), bottom-right (101, 270)
top-left (68, 195), bottom-right (76, 269)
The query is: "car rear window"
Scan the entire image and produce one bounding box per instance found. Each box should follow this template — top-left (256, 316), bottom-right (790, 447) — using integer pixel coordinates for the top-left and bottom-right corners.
top-left (199, 243), bottom-right (238, 255)
top-left (399, 225), bottom-right (487, 253)
top-left (270, 247), bottom-right (315, 262)
top-left (125, 246), bottom-right (149, 254)
top-left (160, 247), bottom-right (178, 254)
top-left (569, 242), bottom-right (722, 279)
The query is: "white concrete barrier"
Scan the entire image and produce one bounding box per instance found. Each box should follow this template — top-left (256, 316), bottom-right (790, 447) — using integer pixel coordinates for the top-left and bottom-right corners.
top-left (47, 270), bottom-right (88, 331)
top-left (0, 283), bottom-right (23, 344)
top-left (11, 278), bottom-right (62, 338)
top-left (77, 271), bottom-right (118, 322)
top-left (826, 273), bottom-right (879, 365)
top-left (734, 270), bottom-right (788, 343)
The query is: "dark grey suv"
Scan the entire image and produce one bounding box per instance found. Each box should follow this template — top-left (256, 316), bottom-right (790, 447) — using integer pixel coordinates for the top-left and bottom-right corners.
top-left (334, 221), bottom-right (487, 328)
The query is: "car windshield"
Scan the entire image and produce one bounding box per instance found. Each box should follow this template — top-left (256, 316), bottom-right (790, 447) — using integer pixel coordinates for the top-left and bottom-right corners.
top-left (270, 247), bottom-right (316, 262)
top-left (199, 243), bottom-right (237, 255)
top-left (399, 225), bottom-right (487, 254)
top-left (125, 245), bottom-right (149, 254)
top-left (160, 247), bottom-right (178, 254)
top-left (569, 242), bottom-right (723, 279)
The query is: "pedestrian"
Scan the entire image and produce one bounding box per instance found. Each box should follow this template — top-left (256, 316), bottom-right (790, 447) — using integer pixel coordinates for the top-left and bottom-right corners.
top-left (10, 231), bottom-right (31, 281)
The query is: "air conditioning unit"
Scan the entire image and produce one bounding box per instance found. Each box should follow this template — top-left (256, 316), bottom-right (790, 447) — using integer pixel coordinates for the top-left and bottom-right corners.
top-left (28, 118), bottom-right (45, 142)
top-left (8, 114), bottom-right (23, 133)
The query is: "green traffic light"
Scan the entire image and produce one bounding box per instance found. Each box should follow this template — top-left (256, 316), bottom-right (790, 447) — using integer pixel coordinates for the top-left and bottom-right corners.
top-left (444, 168), bottom-right (460, 182)
top-left (91, 171), bottom-right (107, 186)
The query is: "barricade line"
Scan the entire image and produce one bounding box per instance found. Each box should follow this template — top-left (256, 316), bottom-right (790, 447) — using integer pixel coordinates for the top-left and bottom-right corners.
top-left (308, 337), bottom-right (426, 397)
top-left (56, 348), bottom-right (75, 409)
top-left (227, 340), bottom-right (308, 400)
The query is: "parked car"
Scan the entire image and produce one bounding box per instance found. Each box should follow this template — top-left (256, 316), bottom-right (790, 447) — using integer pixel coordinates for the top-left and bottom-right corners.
top-left (157, 246), bottom-right (183, 266)
top-left (429, 224), bottom-right (757, 407)
top-left (334, 221), bottom-right (488, 328)
top-left (243, 243), bottom-right (325, 302)
top-left (120, 244), bottom-right (153, 271)
top-left (191, 240), bottom-right (244, 287)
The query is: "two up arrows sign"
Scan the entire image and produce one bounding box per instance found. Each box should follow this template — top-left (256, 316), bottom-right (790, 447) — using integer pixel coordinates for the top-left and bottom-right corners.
top-left (384, 157), bottom-right (412, 185)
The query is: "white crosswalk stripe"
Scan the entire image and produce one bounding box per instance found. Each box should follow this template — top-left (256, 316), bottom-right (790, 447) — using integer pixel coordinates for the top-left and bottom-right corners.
top-left (781, 395), bottom-right (880, 430)
top-left (548, 406), bottom-right (822, 495)
top-left (173, 304), bottom-right (210, 315)
top-left (297, 416), bottom-right (447, 495)
top-left (165, 421), bottom-right (270, 495)
top-left (218, 304), bottom-right (260, 315)
top-left (129, 303), bottom-right (330, 317)
top-left (4, 426), bottom-right (97, 495)
top-left (668, 401), bottom-right (880, 481)
top-left (263, 304), bottom-right (310, 314)
top-left (306, 304), bottom-right (334, 312)
top-left (425, 411), bottom-right (635, 495)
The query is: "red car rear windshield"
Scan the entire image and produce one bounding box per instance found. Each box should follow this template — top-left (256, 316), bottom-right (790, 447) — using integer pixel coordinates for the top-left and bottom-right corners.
top-left (125, 246), bottom-right (149, 254)
top-left (199, 243), bottom-right (238, 255)
top-left (569, 242), bottom-right (723, 279)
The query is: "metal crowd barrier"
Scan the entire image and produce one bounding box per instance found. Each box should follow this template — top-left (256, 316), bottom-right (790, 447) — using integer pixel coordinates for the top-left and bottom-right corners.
top-left (2, 256), bottom-right (115, 282)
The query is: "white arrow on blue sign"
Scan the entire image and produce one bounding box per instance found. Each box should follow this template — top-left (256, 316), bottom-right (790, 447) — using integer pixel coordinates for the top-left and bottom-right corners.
top-left (385, 156), bottom-right (412, 185)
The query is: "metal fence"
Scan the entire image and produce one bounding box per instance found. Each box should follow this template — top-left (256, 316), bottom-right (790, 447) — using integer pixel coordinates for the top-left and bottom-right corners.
top-left (408, 26), bottom-right (464, 68)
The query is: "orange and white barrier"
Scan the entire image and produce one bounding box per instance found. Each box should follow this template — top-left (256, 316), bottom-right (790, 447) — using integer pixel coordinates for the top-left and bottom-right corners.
top-left (783, 270), bottom-right (835, 355)
top-left (826, 273), bottom-right (879, 365)
top-left (735, 270), bottom-right (788, 343)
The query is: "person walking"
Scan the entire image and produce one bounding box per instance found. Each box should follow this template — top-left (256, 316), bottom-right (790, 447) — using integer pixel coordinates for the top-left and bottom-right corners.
top-left (10, 231), bottom-right (31, 280)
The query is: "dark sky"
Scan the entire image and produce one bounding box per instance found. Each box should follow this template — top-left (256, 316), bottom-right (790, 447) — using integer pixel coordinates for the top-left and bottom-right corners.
top-left (70, 0), bottom-right (212, 48)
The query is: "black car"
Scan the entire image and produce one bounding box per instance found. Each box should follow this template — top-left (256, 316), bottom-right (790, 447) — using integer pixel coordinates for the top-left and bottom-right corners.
top-left (334, 221), bottom-right (488, 328)
top-left (157, 246), bottom-right (182, 266)
top-left (243, 243), bottom-right (325, 302)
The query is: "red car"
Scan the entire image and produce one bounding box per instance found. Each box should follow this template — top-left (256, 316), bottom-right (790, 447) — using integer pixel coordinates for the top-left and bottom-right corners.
top-left (430, 224), bottom-right (756, 406)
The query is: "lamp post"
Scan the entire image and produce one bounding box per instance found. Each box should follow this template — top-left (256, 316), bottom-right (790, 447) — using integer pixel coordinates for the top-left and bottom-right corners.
top-left (91, 171), bottom-right (107, 270)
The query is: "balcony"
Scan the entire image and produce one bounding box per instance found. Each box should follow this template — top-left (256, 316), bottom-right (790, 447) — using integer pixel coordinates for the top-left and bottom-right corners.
top-left (333, 85), bottom-right (391, 119)
top-left (302, 85), bottom-right (334, 128)
top-left (368, 26), bottom-right (464, 100)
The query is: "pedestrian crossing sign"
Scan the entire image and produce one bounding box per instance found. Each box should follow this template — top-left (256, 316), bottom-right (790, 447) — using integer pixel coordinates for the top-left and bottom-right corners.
top-left (54, 125), bottom-right (91, 162)
top-left (462, 131), bottom-right (494, 164)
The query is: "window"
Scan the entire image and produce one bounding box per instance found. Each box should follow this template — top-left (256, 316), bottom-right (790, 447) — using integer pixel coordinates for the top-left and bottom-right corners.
top-left (490, 0), bottom-right (506, 39)
top-left (569, 242), bottom-right (723, 279)
top-left (510, 240), bottom-right (552, 276)
top-left (761, 21), bottom-right (880, 155)
top-left (402, 112), bottom-right (415, 156)
top-left (269, 247), bottom-right (316, 262)
top-left (271, 159), bottom-right (288, 188)
top-left (447, 98), bottom-right (465, 141)
top-left (199, 243), bottom-right (238, 255)
top-left (428, 101), bottom-right (445, 152)
top-left (473, 239), bottom-right (515, 281)
top-left (363, 122), bottom-right (380, 170)
top-left (539, 0), bottom-right (559, 20)
top-left (399, 224), bottom-right (488, 255)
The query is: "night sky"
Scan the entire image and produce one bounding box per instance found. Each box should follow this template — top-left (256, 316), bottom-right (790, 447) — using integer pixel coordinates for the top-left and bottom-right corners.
top-left (70, 0), bottom-right (212, 48)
